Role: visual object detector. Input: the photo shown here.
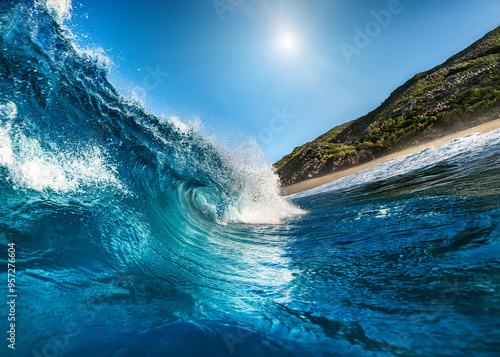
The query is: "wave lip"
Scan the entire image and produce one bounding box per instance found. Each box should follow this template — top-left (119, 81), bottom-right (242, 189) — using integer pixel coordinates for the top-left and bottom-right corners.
top-left (43, 0), bottom-right (72, 22)
top-left (0, 0), bottom-right (302, 225)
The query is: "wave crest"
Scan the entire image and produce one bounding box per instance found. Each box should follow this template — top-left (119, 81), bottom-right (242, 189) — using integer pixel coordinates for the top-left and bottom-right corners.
top-left (0, 0), bottom-right (302, 225)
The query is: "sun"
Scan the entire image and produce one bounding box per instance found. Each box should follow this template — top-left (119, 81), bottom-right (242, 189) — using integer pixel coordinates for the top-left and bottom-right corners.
top-left (278, 32), bottom-right (298, 52)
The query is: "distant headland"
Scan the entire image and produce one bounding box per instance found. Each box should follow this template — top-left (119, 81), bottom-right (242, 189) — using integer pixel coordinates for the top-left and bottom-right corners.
top-left (275, 25), bottom-right (500, 193)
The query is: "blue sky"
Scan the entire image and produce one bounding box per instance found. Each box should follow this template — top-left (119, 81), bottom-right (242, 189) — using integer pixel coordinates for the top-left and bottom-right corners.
top-left (69, 0), bottom-right (500, 162)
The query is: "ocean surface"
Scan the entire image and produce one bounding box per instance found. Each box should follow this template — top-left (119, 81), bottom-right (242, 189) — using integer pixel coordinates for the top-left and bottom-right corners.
top-left (1, 1), bottom-right (499, 356)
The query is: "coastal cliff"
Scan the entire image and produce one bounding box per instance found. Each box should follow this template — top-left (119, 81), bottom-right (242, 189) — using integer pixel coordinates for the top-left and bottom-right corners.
top-left (275, 26), bottom-right (500, 186)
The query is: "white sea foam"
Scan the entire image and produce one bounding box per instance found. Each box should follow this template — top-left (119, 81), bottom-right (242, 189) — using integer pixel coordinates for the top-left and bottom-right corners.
top-left (165, 116), bottom-right (193, 134)
top-left (0, 102), bottom-right (18, 121)
top-left (76, 46), bottom-right (114, 68)
top-left (0, 102), bottom-right (124, 193)
top-left (214, 140), bottom-right (305, 225)
top-left (44, 0), bottom-right (72, 23)
top-left (39, 0), bottom-right (114, 70)
top-left (292, 129), bottom-right (500, 199)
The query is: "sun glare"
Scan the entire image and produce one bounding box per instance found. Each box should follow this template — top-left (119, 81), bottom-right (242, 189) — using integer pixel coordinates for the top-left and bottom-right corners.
top-left (279, 32), bottom-right (298, 52)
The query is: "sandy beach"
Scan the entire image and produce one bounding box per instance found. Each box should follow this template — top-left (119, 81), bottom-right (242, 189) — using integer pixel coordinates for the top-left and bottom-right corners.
top-left (282, 118), bottom-right (500, 196)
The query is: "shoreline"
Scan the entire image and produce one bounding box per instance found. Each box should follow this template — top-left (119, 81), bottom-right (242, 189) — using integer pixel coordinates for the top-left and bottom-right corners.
top-left (282, 118), bottom-right (500, 196)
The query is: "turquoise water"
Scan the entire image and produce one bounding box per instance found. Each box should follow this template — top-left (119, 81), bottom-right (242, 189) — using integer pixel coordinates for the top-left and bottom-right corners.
top-left (1, 1), bottom-right (499, 356)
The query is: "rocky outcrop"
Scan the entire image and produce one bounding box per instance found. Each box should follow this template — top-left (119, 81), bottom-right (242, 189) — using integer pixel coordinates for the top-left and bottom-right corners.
top-left (278, 149), bottom-right (379, 186)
